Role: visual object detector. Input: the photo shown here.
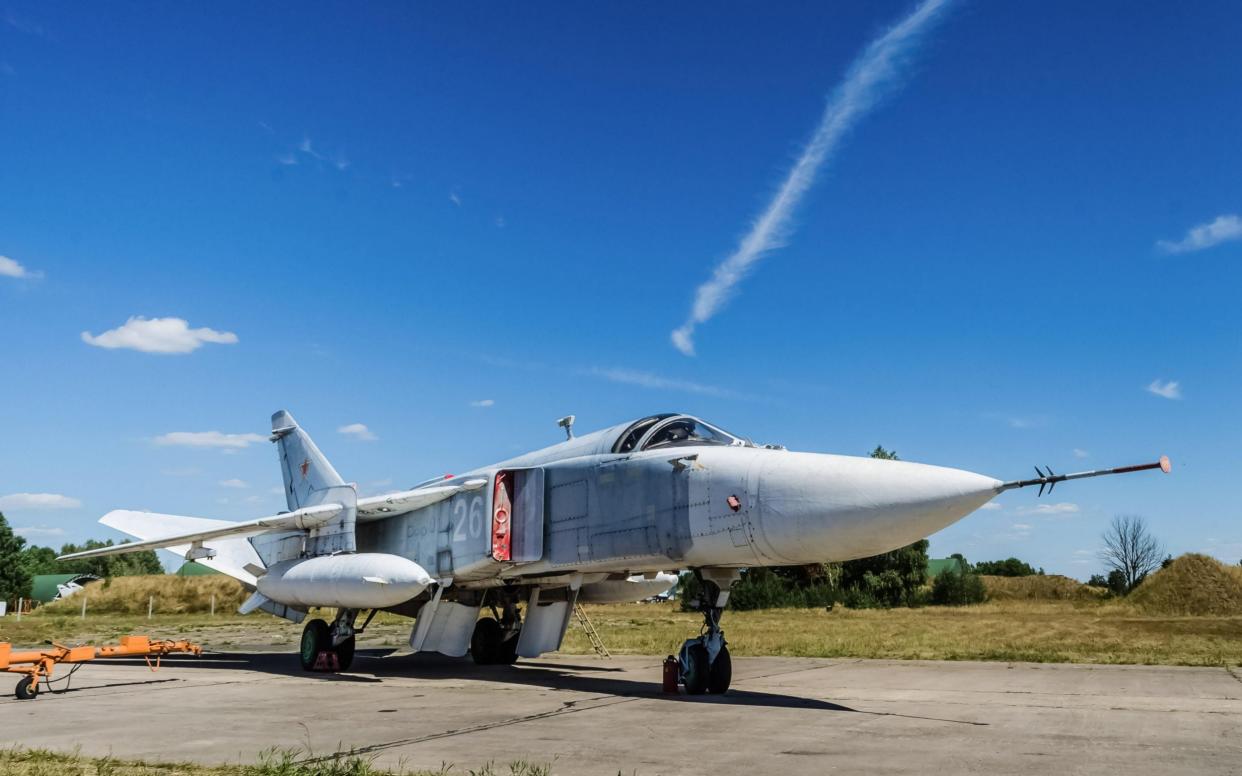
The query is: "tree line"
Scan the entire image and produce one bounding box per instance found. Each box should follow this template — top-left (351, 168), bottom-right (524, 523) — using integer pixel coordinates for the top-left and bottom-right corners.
top-left (0, 511), bottom-right (163, 605)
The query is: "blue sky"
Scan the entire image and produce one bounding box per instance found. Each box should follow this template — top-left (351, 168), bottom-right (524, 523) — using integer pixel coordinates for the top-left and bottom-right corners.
top-left (2, 1), bottom-right (1239, 577)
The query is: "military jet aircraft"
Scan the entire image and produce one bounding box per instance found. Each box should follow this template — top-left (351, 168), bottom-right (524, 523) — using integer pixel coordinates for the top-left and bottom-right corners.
top-left (62, 410), bottom-right (1169, 694)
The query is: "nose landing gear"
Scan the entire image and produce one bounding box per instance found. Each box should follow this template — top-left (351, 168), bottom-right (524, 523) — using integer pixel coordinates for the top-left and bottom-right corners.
top-left (678, 568), bottom-right (739, 695)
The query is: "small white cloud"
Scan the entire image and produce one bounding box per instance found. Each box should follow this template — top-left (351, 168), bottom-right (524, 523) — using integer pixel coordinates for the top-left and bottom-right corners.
top-left (1072, 549), bottom-right (1093, 556)
top-left (1073, 448), bottom-right (1089, 459)
top-left (1011, 522), bottom-right (1032, 533)
top-left (978, 502), bottom-right (1002, 511)
top-left (495, 216), bottom-right (506, 228)
top-left (449, 191), bottom-right (462, 207)
top-left (81, 316), bottom-right (238, 354)
top-left (470, 399), bottom-right (495, 408)
top-left (983, 412), bottom-right (1045, 429)
top-left (1018, 502), bottom-right (1080, 516)
top-left (338, 423), bottom-right (377, 441)
top-left (1147, 379), bottom-right (1182, 400)
top-left (0, 493), bottom-right (82, 510)
top-left (298, 137), bottom-right (319, 157)
top-left (587, 366), bottom-right (741, 399)
top-left (154, 431), bottom-right (266, 449)
top-left (276, 153), bottom-right (298, 166)
top-left (0, 254), bottom-right (41, 279)
top-left (1157, 214), bottom-right (1242, 254)
top-left (294, 137), bottom-right (347, 172)
top-left (15, 525), bottom-right (66, 538)
top-left (218, 478), bottom-right (248, 489)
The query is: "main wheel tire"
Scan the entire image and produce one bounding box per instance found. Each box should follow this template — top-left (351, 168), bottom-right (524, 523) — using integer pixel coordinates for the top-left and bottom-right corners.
top-left (333, 635), bottom-right (356, 672)
top-left (707, 645), bottom-right (732, 694)
top-left (300, 619), bottom-right (330, 671)
top-left (498, 632), bottom-right (520, 665)
top-left (683, 643), bottom-right (710, 695)
top-left (15, 676), bottom-right (37, 700)
top-left (471, 617), bottom-right (502, 665)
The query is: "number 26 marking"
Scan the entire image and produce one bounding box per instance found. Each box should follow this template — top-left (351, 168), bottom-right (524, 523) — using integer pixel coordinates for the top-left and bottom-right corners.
top-left (452, 496), bottom-right (485, 542)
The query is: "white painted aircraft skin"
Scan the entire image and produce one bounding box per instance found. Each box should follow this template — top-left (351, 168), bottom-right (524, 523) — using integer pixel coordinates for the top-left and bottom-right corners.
top-left (257, 553), bottom-right (434, 609)
top-left (58, 410), bottom-right (1165, 679)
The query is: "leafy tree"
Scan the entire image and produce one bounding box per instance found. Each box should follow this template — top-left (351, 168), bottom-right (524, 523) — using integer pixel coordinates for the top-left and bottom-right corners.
top-left (1086, 573), bottom-right (1109, 588)
top-left (1161, 554), bottom-right (1174, 569)
top-left (839, 539), bottom-right (929, 608)
top-left (974, 557), bottom-right (1039, 577)
top-left (870, 445), bottom-right (899, 460)
top-left (0, 512), bottom-right (33, 603)
top-left (931, 562), bottom-right (987, 605)
top-left (55, 539), bottom-right (164, 578)
top-left (19, 544), bottom-right (59, 577)
top-left (1106, 569), bottom-right (1127, 597)
top-left (1099, 515), bottom-right (1163, 594)
top-left (679, 568), bottom-right (838, 611)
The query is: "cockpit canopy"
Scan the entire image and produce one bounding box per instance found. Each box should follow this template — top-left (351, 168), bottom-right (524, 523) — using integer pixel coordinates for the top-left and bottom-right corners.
top-left (612, 413), bottom-right (748, 454)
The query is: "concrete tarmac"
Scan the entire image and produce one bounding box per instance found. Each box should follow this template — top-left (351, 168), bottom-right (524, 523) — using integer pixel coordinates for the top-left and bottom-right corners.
top-left (3, 650), bottom-right (1240, 774)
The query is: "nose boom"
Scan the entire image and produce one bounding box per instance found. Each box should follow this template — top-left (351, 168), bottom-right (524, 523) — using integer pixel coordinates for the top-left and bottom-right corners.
top-left (753, 452), bottom-right (1001, 563)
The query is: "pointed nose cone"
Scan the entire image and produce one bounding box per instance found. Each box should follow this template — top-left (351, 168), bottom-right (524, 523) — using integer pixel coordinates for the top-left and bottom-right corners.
top-left (754, 453), bottom-right (1001, 563)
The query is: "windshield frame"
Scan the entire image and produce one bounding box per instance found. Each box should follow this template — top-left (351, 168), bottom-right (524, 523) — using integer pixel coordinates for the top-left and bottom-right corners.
top-left (634, 415), bottom-right (745, 452)
top-left (611, 413), bottom-right (678, 454)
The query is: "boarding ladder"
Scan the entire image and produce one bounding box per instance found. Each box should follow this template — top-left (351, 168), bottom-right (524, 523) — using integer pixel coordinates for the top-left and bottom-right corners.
top-left (573, 603), bottom-right (611, 658)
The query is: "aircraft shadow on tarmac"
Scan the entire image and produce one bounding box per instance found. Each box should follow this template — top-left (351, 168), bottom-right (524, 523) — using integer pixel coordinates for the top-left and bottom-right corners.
top-left (145, 649), bottom-right (858, 712)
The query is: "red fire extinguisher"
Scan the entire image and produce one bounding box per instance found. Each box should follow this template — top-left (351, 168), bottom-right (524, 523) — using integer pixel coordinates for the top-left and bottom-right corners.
top-left (662, 655), bottom-right (679, 693)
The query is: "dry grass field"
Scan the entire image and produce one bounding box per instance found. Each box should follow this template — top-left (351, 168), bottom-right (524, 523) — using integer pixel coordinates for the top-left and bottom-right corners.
top-left (4, 598), bottom-right (1240, 668)
top-left (562, 600), bottom-right (1242, 665)
top-left (4, 557), bottom-right (1240, 667)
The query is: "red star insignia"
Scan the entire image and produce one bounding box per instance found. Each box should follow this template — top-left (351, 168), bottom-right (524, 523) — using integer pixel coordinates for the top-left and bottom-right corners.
top-left (300, 458), bottom-right (310, 478)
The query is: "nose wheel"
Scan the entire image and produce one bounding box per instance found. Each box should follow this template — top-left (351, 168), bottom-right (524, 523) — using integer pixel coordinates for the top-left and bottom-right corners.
top-left (678, 569), bottom-right (739, 695)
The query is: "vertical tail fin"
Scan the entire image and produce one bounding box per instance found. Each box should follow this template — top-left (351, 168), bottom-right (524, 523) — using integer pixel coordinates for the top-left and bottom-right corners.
top-left (271, 410), bottom-right (345, 510)
top-left (269, 410), bottom-right (357, 555)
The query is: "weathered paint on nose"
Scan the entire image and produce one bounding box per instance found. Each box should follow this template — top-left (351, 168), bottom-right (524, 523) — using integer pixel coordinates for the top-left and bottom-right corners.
top-left (753, 452), bottom-right (1001, 564)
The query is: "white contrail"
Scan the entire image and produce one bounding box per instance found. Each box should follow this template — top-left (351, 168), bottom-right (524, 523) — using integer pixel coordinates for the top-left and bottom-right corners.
top-left (671, 0), bottom-right (953, 356)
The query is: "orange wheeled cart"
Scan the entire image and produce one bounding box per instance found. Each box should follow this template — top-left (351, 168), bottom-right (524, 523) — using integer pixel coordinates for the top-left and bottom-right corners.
top-left (0, 635), bottom-right (202, 699)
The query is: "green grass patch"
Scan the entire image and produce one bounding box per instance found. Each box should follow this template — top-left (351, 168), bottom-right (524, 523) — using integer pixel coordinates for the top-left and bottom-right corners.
top-left (0, 747), bottom-right (550, 776)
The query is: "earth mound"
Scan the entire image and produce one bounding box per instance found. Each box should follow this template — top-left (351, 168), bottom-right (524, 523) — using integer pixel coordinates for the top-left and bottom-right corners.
top-left (41, 574), bottom-right (247, 615)
top-left (981, 574), bottom-right (1105, 601)
top-left (1128, 553), bottom-right (1242, 616)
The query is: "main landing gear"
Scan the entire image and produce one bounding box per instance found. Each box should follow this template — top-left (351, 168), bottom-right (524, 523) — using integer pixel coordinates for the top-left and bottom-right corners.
top-left (679, 568), bottom-right (739, 695)
top-left (472, 596), bottom-right (521, 665)
top-left (300, 608), bottom-right (375, 672)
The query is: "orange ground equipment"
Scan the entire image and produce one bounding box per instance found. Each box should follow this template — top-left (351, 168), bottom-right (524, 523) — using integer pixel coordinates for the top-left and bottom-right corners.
top-left (0, 635), bottom-right (202, 700)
